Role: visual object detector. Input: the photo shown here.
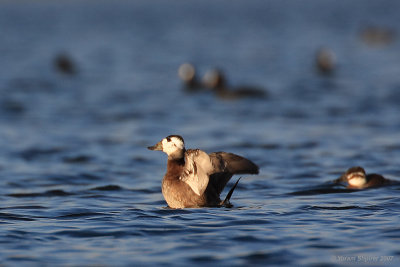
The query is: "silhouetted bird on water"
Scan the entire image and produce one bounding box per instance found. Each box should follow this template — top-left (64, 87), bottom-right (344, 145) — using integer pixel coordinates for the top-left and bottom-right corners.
top-left (202, 69), bottom-right (267, 100)
top-left (360, 26), bottom-right (396, 47)
top-left (315, 47), bottom-right (336, 75)
top-left (178, 63), bottom-right (203, 92)
top-left (54, 53), bottom-right (77, 75)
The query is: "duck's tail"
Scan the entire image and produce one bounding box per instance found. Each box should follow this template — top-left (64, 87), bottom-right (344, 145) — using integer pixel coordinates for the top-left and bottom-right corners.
top-left (221, 177), bottom-right (241, 207)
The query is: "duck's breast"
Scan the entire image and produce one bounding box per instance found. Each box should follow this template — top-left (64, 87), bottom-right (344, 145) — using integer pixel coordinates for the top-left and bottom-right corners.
top-left (162, 178), bottom-right (206, 208)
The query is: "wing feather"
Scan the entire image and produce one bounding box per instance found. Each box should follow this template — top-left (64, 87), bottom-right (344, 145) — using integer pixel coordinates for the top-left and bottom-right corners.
top-left (209, 152), bottom-right (259, 174)
top-left (208, 152), bottom-right (259, 195)
top-left (180, 149), bottom-right (213, 196)
top-left (181, 150), bottom-right (259, 197)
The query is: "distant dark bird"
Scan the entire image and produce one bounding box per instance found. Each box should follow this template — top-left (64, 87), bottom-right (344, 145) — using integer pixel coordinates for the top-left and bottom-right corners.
top-left (178, 63), bottom-right (203, 91)
top-left (148, 135), bottom-right (259, 208)
top-left (202, 69), bottom-right (267, 100)
top-left (360, 26), bottom-right (396, 46)
top-left (315, 47), bottom-right (336, 75)
top-left (54, 53), bottom-right (77, 75)
top-left (335, 166), bottom-right (394, 189)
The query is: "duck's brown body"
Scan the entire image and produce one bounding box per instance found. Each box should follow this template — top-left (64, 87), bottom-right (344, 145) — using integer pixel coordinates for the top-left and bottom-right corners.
top-left (161, 158), bottom-right (213, 208)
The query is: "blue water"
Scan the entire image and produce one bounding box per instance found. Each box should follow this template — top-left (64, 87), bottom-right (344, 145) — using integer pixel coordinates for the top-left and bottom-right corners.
top-left (1, 0), bottom-right (400, 266)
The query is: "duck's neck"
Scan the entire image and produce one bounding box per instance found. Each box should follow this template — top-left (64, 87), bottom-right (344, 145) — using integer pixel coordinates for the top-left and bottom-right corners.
top-left (166, 157), bottom-right (185, 180)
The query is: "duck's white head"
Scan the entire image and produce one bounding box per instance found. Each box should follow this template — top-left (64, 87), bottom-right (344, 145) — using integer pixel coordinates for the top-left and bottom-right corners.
top-left (148, 135), bottom-right (185, 159)
top-left (178, 63), bottom-right (195, 82)
top-left (202, 69), bottom-right (226, 89)
top-left (345, 166), bottom-right (367, 188)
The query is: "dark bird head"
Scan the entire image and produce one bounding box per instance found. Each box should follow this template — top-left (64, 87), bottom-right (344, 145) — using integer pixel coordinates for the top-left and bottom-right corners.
top-left (316, 47), bottom-right (336, 74)
top-left (54, 53), bottom-right (77, 75)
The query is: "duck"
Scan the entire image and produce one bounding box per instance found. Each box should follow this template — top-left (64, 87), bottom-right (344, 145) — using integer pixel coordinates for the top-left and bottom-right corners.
top-left (178, 63), bottom-right (203, 92)
top-left (54, 53), bottom-right (77, 75)
top-left (335, 166), bottom-right (394, 189)
top-left (360, 26), bottom-right (395, 47)
top-left (202, 69), bottom-right (267, 100)
top-left (315, 47), bottom-right (336, 75)
top-left (148, 135), bottom-right (259, 208)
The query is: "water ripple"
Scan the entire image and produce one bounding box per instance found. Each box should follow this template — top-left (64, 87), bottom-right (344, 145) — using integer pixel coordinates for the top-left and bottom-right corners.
top-left (18, 147), bottom-right (65, 161)
top-left (0, 212), bottom-right (35, 221)
top-left (289, 188), bottom-right (357, 196)
top-left (0, 205), bottom-right (47, 210)
top-left (90, 185), bottom-right (123, 191)
top-left (301, 205), bottom-right (383, 211)
top-left (56, 212), bottom-right (106, 219)
top-left (54, 229), bottom-right (136, 238)
top-left (8, 190), bottom-right (73, 198)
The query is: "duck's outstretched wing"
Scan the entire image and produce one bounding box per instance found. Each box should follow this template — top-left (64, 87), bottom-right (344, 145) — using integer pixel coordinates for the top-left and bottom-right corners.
top-left (209, 152), bottom-right (259, 174)
top-left (180, 149), bottom-right (214, 196)
top-left (208, 152), bottom-right (259, 195)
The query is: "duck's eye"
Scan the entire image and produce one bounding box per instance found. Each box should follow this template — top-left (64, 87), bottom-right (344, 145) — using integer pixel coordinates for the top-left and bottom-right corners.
top-left (166, 137), bottom-right (171, 142)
